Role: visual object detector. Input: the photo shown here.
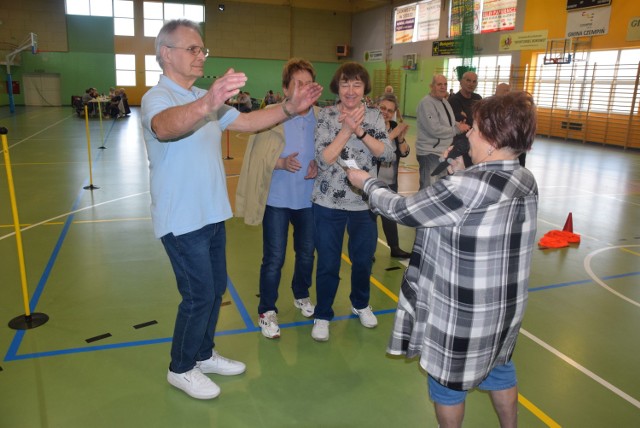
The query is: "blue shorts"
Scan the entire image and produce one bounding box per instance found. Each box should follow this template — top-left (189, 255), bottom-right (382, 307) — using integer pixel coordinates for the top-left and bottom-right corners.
top-left (428, 361), bottom-right (517, 405)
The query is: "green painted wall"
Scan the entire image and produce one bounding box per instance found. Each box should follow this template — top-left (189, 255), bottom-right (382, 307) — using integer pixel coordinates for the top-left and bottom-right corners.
top-left (198, 57), bottom-right (342, 105)
top-left (0, 16), bottom-right (116, 108)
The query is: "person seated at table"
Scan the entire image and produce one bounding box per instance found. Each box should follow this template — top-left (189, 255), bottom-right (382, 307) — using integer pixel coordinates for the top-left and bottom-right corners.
top-left (107, 91), bottom-right (122, 118)
top-left (119, 88), bottom-right (131, 116)
top-left (81, 88), bottom-right (99, 116)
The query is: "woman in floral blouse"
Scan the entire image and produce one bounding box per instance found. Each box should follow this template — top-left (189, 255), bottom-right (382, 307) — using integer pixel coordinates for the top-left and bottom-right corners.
top-left (310, 62), bottom-right (395, 342)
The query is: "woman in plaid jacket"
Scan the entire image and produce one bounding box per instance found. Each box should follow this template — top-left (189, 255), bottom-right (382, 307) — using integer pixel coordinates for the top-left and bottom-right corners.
top-left (347, 91), bottom-right (538, 428)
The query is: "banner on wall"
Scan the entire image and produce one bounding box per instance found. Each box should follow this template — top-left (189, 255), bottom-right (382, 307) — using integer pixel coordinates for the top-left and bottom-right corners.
top-left (628, 17), bottom-right (640, 41)
top-left (566, 6), bottom-right (611, 38)
top-left (432, 40), bottom-right (461, 56)
top-left (566, 0), bottom-right (611, 11)
top-left (498, 30), bottom-right (548, 52)
top-left (364, 50), bottom-right (384, 62)
top-left (481, 0), bottom-right (517, 33)
top-left (417, 0), bottom-right (441, 41)
top-left (395, 5), bottom-right (417, 44)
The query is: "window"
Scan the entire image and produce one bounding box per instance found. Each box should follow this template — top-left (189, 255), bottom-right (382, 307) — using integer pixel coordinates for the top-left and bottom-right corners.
top-left (532, 49), bottom-right (640, 114)
top-left (446, 55), bottom-right (512, 97)
top-left (145, 55), bottom-right (163, 87)
top-left (115, 54), bottom-right (136, 86)
top-left (449, 0), bottom-right (516, 37)
top-left (114, 1), bottom-right (134, 36)
top-left (66, 0), bottom-right (112, 16)
top-left (144, 2), bottom-right (205, 37)
top-left (393, 1), bottom-right (441, 44)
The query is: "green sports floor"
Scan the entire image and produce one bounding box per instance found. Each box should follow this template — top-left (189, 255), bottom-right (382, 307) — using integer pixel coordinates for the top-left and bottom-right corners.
top-left (0, 106), bottom-right (638, 427)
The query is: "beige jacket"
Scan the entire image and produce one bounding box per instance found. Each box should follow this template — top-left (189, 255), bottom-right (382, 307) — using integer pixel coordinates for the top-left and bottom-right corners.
top-left (235, 106), bottom-right (320, 225)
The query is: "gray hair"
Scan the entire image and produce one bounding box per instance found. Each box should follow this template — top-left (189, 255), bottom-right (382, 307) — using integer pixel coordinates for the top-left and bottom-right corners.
top-left (376, 93), bottom-right (399, 110)
top-left (155, 19), bottom-right (202, 70)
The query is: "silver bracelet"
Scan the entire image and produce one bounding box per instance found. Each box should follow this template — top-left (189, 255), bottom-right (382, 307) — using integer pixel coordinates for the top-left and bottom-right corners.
top-left (281, 98), bottom-right (296, 118)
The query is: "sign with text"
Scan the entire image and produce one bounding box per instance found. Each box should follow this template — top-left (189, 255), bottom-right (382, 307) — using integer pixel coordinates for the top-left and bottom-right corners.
top-left (432, 40), bottom-right (460, 56)
top-left (566, 0), bottom-right (611, 10)
top-left (566, 6), bottom-right (611, 38)
top-left (395, 4), bottom-right (416, 44)
top-left (481, 0), bottom-right (517, 33)
top-left (628, 17), bottom-right (640, 41)
top-left (499, 30), bottom-right (548, 52)
top-left (364, 50), bottom-right (384, 62)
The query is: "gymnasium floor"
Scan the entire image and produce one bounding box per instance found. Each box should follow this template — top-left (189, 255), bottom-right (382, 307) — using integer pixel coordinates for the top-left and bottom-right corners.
top-left (0, 106), bottom-right (638, 427)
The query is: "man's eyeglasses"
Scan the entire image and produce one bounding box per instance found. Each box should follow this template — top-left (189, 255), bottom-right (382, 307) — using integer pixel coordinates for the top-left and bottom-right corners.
top-left (166, 45), bottom-right (209, 57)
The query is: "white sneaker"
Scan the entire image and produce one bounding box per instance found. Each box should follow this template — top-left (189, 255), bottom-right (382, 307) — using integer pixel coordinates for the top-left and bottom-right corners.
top-left (311, 319), bottom-right (330, 342)
top-left (259, 310), bottom-right (280, 339)
top-left (352, 306), bottom-right (378, 328)
top-left (167, 368), bottom-right (220, 400)
top-left (196, 351), bottom-right (246, 376)
top-left (294, 297), bottom-right (315, 318)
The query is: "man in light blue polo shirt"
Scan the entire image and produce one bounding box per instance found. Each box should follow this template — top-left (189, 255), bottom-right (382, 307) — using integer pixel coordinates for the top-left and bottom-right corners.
top-left (141, 19), bottom-right (322, 400)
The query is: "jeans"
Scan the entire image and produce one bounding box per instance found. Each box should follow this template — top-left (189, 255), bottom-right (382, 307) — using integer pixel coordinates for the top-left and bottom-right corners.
top-left (417, 153), bottom-right (444, 190)
top-left (161, 222), bottom-right (227, 374)
top-left (313, 203), bottom-right (377, 321)
top-left (258, 205), bottom-right (315, 314)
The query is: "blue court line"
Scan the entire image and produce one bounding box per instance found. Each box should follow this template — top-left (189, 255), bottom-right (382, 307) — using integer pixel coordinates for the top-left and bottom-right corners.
top-left (4, 137), bottom-right (110, 363)
top-left (4, 271), bottom-right (638, 362)
top-left (3, 170), bottom-right (638, 366)
top-left (529, 271), bottom-right (640, 292)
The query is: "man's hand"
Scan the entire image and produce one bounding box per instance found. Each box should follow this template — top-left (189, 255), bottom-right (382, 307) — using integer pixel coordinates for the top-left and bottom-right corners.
top-left (346, 168), bottom-right (371, 190)
top-left (285, 80), bottom-right (323, 114)
top-left (456, 121), bottom-right (471, 133)
top-left (203, 68), bottom-right (248, 115)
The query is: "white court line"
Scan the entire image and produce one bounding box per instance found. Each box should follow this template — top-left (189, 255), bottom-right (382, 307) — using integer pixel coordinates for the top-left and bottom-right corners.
top-left (0, 191), bottom-right (149, 242)
top-left (520, 328), bottom-right (640, 409)
top-left (7, 116), bottom-right (73, 149)
top-left (584, 245), bottom-right (640, 308)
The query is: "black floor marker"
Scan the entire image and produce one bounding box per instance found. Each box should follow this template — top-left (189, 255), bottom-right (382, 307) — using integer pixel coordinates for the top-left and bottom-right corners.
top-left (86, 333), bottom-right (112, 343)
top-left (133, 320), bottom-right (158, 329)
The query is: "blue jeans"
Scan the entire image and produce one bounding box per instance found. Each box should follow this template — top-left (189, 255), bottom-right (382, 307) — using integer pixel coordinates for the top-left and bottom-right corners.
top-left (417, 153), bottom-right (444, 190)
top-left (258, 205), bottom-right (315, 314)
top-left (161, 222), bottom-right (227, 374)
top-left (313, 203), bottom-right (377, 321)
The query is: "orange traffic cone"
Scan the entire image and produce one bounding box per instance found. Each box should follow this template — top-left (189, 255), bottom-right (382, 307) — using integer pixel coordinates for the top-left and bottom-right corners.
top-left (562, 212), bottom-right (573, 233)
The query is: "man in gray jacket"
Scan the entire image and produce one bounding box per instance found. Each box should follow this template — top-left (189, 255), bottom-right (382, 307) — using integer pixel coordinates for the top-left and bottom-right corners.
top-left (415, 74), bottom-right (470, 189)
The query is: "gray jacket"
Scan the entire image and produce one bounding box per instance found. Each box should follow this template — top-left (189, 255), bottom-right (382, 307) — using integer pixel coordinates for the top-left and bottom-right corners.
top-left (415, 94), bottom-right (461, 156)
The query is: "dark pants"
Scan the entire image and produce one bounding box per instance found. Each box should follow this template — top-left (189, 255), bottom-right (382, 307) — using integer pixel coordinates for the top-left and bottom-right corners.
top-left (258, 205), bottom-right (315, 314)
top-left (161, 223), bottom-right (227, 374)
top-left (313, 204), bottom-right (377, 321)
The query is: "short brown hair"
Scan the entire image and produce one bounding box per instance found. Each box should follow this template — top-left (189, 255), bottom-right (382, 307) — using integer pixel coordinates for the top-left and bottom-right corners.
top-left (473, 91), bottom-right (537, 153)
top-left (282, 58), bottom-right (316, 88)
top-left (329, 62), bottom-right (371, 95)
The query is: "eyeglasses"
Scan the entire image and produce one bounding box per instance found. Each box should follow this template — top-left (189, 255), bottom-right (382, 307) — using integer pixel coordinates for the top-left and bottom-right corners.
top-left (378, 106), bottom-right (396, 113)
top-left (166, 45), bottom-right (209, 57)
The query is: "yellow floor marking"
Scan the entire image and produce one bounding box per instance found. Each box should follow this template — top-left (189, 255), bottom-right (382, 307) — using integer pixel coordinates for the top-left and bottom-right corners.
top-left (620, 247), bottom-right (640, 257)
top-left (0, 217), bottom-right (151, 228)
top-left (341, 252), bottom-right (562, 427)
top-left (518, 393), bottom-right (562, 428)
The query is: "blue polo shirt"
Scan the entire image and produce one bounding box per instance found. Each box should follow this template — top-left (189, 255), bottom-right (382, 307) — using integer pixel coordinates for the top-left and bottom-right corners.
top-left (141, 75), bottom-right (240, 238)
top-left (266, 108), bottom-right (316, 209)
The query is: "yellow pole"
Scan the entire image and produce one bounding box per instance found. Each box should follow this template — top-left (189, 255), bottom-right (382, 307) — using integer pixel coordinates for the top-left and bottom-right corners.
top-left (0, 128), bottom-right (31, 317)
